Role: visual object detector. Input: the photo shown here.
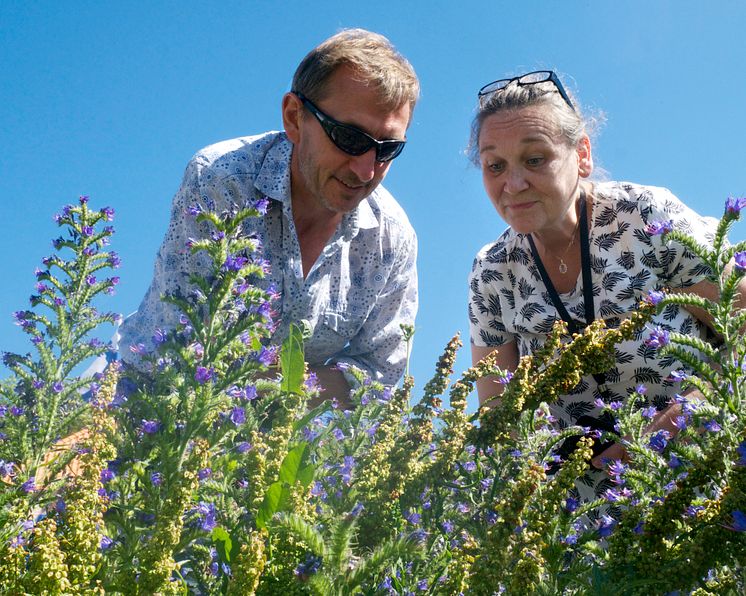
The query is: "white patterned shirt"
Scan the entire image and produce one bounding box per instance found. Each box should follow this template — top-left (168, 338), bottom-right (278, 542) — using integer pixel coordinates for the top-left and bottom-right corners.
top-left (119, 132), bottom-right (418, 385)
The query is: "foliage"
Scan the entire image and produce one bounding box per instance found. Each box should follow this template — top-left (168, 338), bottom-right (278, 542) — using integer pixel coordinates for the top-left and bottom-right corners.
top-left (0, 195), bottom-right (744, 594)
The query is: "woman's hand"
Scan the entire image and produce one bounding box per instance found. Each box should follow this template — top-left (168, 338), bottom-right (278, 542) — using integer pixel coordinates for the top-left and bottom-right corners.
top-left (591, 400), bottom-right (686, 470)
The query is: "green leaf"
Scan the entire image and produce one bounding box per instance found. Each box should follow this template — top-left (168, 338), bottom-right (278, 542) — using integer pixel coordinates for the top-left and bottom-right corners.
top-left (297, 464), bottom-right (315, 488)
top-left (212, 526), bottom-right (233, 563)
top-left (280, 323), bottom-right (306, 394)
top-left (279, 443), bottom-right (308, 485)
top-left (256, 481), bottom-right (284, 529)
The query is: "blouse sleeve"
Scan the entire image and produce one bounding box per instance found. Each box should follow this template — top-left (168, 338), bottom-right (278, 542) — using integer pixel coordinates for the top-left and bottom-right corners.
top-left (468, 242), bottom-right (513, 348)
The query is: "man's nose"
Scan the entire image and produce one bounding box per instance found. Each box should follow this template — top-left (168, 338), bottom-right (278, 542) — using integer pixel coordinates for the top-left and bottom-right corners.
top-left (347, 149), bottom-right (378, 183)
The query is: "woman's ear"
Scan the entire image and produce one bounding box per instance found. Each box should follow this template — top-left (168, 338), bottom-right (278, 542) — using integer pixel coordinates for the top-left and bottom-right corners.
top-left (282, 92), bottom-right (303, 144)
top-left (577, 135), bottom-right (593, 178)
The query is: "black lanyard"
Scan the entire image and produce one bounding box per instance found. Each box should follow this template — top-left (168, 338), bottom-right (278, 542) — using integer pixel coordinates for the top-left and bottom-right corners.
top-left (526, 191), bottom-right (609, 395)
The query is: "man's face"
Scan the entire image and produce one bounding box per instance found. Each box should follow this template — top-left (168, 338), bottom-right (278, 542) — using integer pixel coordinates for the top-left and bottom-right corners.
top-left (285, 65), bottom-right (411, 216)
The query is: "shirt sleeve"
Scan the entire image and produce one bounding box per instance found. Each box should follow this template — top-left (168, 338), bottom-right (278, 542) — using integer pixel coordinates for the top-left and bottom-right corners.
top-left (118, 155), bottom-right (216, 366)
top-left (330, 228), bottom-right (418, 386)
top-left (639, 186), bottom-right (718, 289)
top-left (468, 242), bottom-right (513, 348)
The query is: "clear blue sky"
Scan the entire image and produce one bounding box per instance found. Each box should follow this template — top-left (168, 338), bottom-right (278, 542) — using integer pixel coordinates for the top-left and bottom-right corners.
top-left (2, 1), bottom-right (745, 410)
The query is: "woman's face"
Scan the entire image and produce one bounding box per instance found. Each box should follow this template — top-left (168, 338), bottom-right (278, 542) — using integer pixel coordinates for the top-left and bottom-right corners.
top-left (478, 105), bottom-right (592, 237)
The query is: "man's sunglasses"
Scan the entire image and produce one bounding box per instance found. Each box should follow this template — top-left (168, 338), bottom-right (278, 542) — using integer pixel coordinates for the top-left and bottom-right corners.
top-left (478, 70), bottom-right (575, 112)
top-left (294, 92), bottom-right (407, 162)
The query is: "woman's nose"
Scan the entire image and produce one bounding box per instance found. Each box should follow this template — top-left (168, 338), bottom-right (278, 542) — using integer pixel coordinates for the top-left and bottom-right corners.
top-left (503, 168), bottom-right (529, 195)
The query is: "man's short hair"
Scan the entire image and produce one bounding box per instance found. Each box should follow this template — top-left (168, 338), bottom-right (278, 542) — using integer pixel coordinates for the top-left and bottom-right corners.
top-left (291, 28), bottom-right (419, 116)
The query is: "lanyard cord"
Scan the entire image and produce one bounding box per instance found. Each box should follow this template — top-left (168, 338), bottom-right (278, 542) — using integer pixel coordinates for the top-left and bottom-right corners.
top-left (526, 190), bottom-right (610, 393)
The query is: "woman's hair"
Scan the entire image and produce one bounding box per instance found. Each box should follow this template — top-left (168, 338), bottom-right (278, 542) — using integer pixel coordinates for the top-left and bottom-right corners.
top-left (467, 75), bottom-right (601, 165)
top-left (291, 28), bottom-right (420, 116)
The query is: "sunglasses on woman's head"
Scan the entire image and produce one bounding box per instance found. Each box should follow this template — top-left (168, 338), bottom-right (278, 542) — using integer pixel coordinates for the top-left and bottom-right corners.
top-left (294, 92), bottom-right (407, 162)
top-left (478, 70), bottom-right (575, 112)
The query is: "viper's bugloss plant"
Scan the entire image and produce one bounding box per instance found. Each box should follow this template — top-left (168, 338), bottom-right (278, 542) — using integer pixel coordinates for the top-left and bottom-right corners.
top-left (0, 196), bottom-right (120, 592)
top-left (1, 195), bottom-right (745, 594)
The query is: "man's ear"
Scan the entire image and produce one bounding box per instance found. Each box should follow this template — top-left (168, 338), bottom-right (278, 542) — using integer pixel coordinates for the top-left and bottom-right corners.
top-left (282, 92), bottom-right (303, 144)
top-left (577, 135), bottom-right (593, 178)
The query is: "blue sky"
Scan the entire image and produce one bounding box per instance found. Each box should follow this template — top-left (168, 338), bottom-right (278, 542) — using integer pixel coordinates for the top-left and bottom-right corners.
top-left (2, 1), bottom-right (745, 410)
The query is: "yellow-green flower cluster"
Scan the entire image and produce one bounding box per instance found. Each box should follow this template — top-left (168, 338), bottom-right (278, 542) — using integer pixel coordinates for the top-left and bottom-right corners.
top-left (136, 438), bottom-right (208, 594)
top-left (227, 528), bottom-right (268, 595)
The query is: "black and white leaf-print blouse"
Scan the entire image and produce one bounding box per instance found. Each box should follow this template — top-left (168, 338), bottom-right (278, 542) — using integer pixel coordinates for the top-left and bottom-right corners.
top-left (468, 182), bottom-right (718, 421)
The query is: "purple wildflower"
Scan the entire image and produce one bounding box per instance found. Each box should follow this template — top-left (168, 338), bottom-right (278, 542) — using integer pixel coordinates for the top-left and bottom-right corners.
top-left (108, 252), bottom-right (122, 268)
top-left (79, 195), bottom-right (89, 204)
top-left (86, 275), bottom-right (96, 286)
top-left (668, 453), bottom-right (682, 468)
top-left (498, 370), bottom-right (514, 384)
top-left (236, 441), bottom-right (252, 454)
top-left (417, 579), bottom-right (429, 591)
top-left (10, 406), bottom-right (24, 416)
top-left (646, 220), bottom-right (674, 236)
top-left (340, 456), bottom-right (356, 485)
top-left (456, 502), bottom-right (471, 514)
top-left (648, 430), bottom-right (671, 453)
top-left (332, 428), bottom-right (345, 441)
top-left (192, 502), bottom-right (217, 532)
top-left (230, 407), bottom-right (246, 426)
top-left (294, 553), bottom-right (323, 579)
top-left (255, 197), bottom-right (270, 214)
top-left (704, 419), bottom-right (722, 433)
top-left (198, 468), bottom-right (212, 481)
top-left (190, 342), bottom-right (204, 360)
top-left (735, 251), bottom-right (746, 272)
top-left (152, 328), bottom-right (167, 345)
top-left (597, 514), bottom-right (617, 538)
top-left (21, 477), bottom-right (37, 493)
top-left (728, 443), bottom-right (746, 473)
top-left (635, 384), bottom-right (648, 395)
top-left (725, 196), bottom-right (746, 216)
top-left (187, 204), bottom-right (203, 216)
top-left (129, 343), bottom-right (148, 355)
top-left (565, 496), bottom-right (579, 513)
top-left (150, 472), bottom-right (163, 486)
top-left (195, 366), bottom-right (214, 384)
top-left (673, 415), bottom-right (688, 431)
top-left (140, 419), bottom-right (160, 434)
top-left (101, 206), bottom-right (115, 220)
top-left (81, 225), bottom-right (95, 237)
top-left (640, 405), bottom-right (658, 419)
top-left (668, 369), bottom-right (688, 382)
top-left (256, 345), bottom-right (277, 366)
top-left (100, 469), bottom-right (115, 483)
top-left (645, 289), bottom-right (666, 305)
top-left (405, 510), bottom-right (421, 525)
top-left (100, 536), bottom-right (114, 551)
top-left (645, 327), bottom-right (670, 349)
top-left (223, 254), bottom-right (248, 272)
top-left (724, 510), bottom-right (746, 532)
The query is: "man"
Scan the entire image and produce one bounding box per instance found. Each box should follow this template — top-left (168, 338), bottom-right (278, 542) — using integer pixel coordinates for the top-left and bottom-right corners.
top-left (118, 29), bottom-right (419, 400)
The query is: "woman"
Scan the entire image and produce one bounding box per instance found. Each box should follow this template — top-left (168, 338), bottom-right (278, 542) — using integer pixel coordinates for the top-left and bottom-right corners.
top-left (467, 71), bottom-right (734, 502)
